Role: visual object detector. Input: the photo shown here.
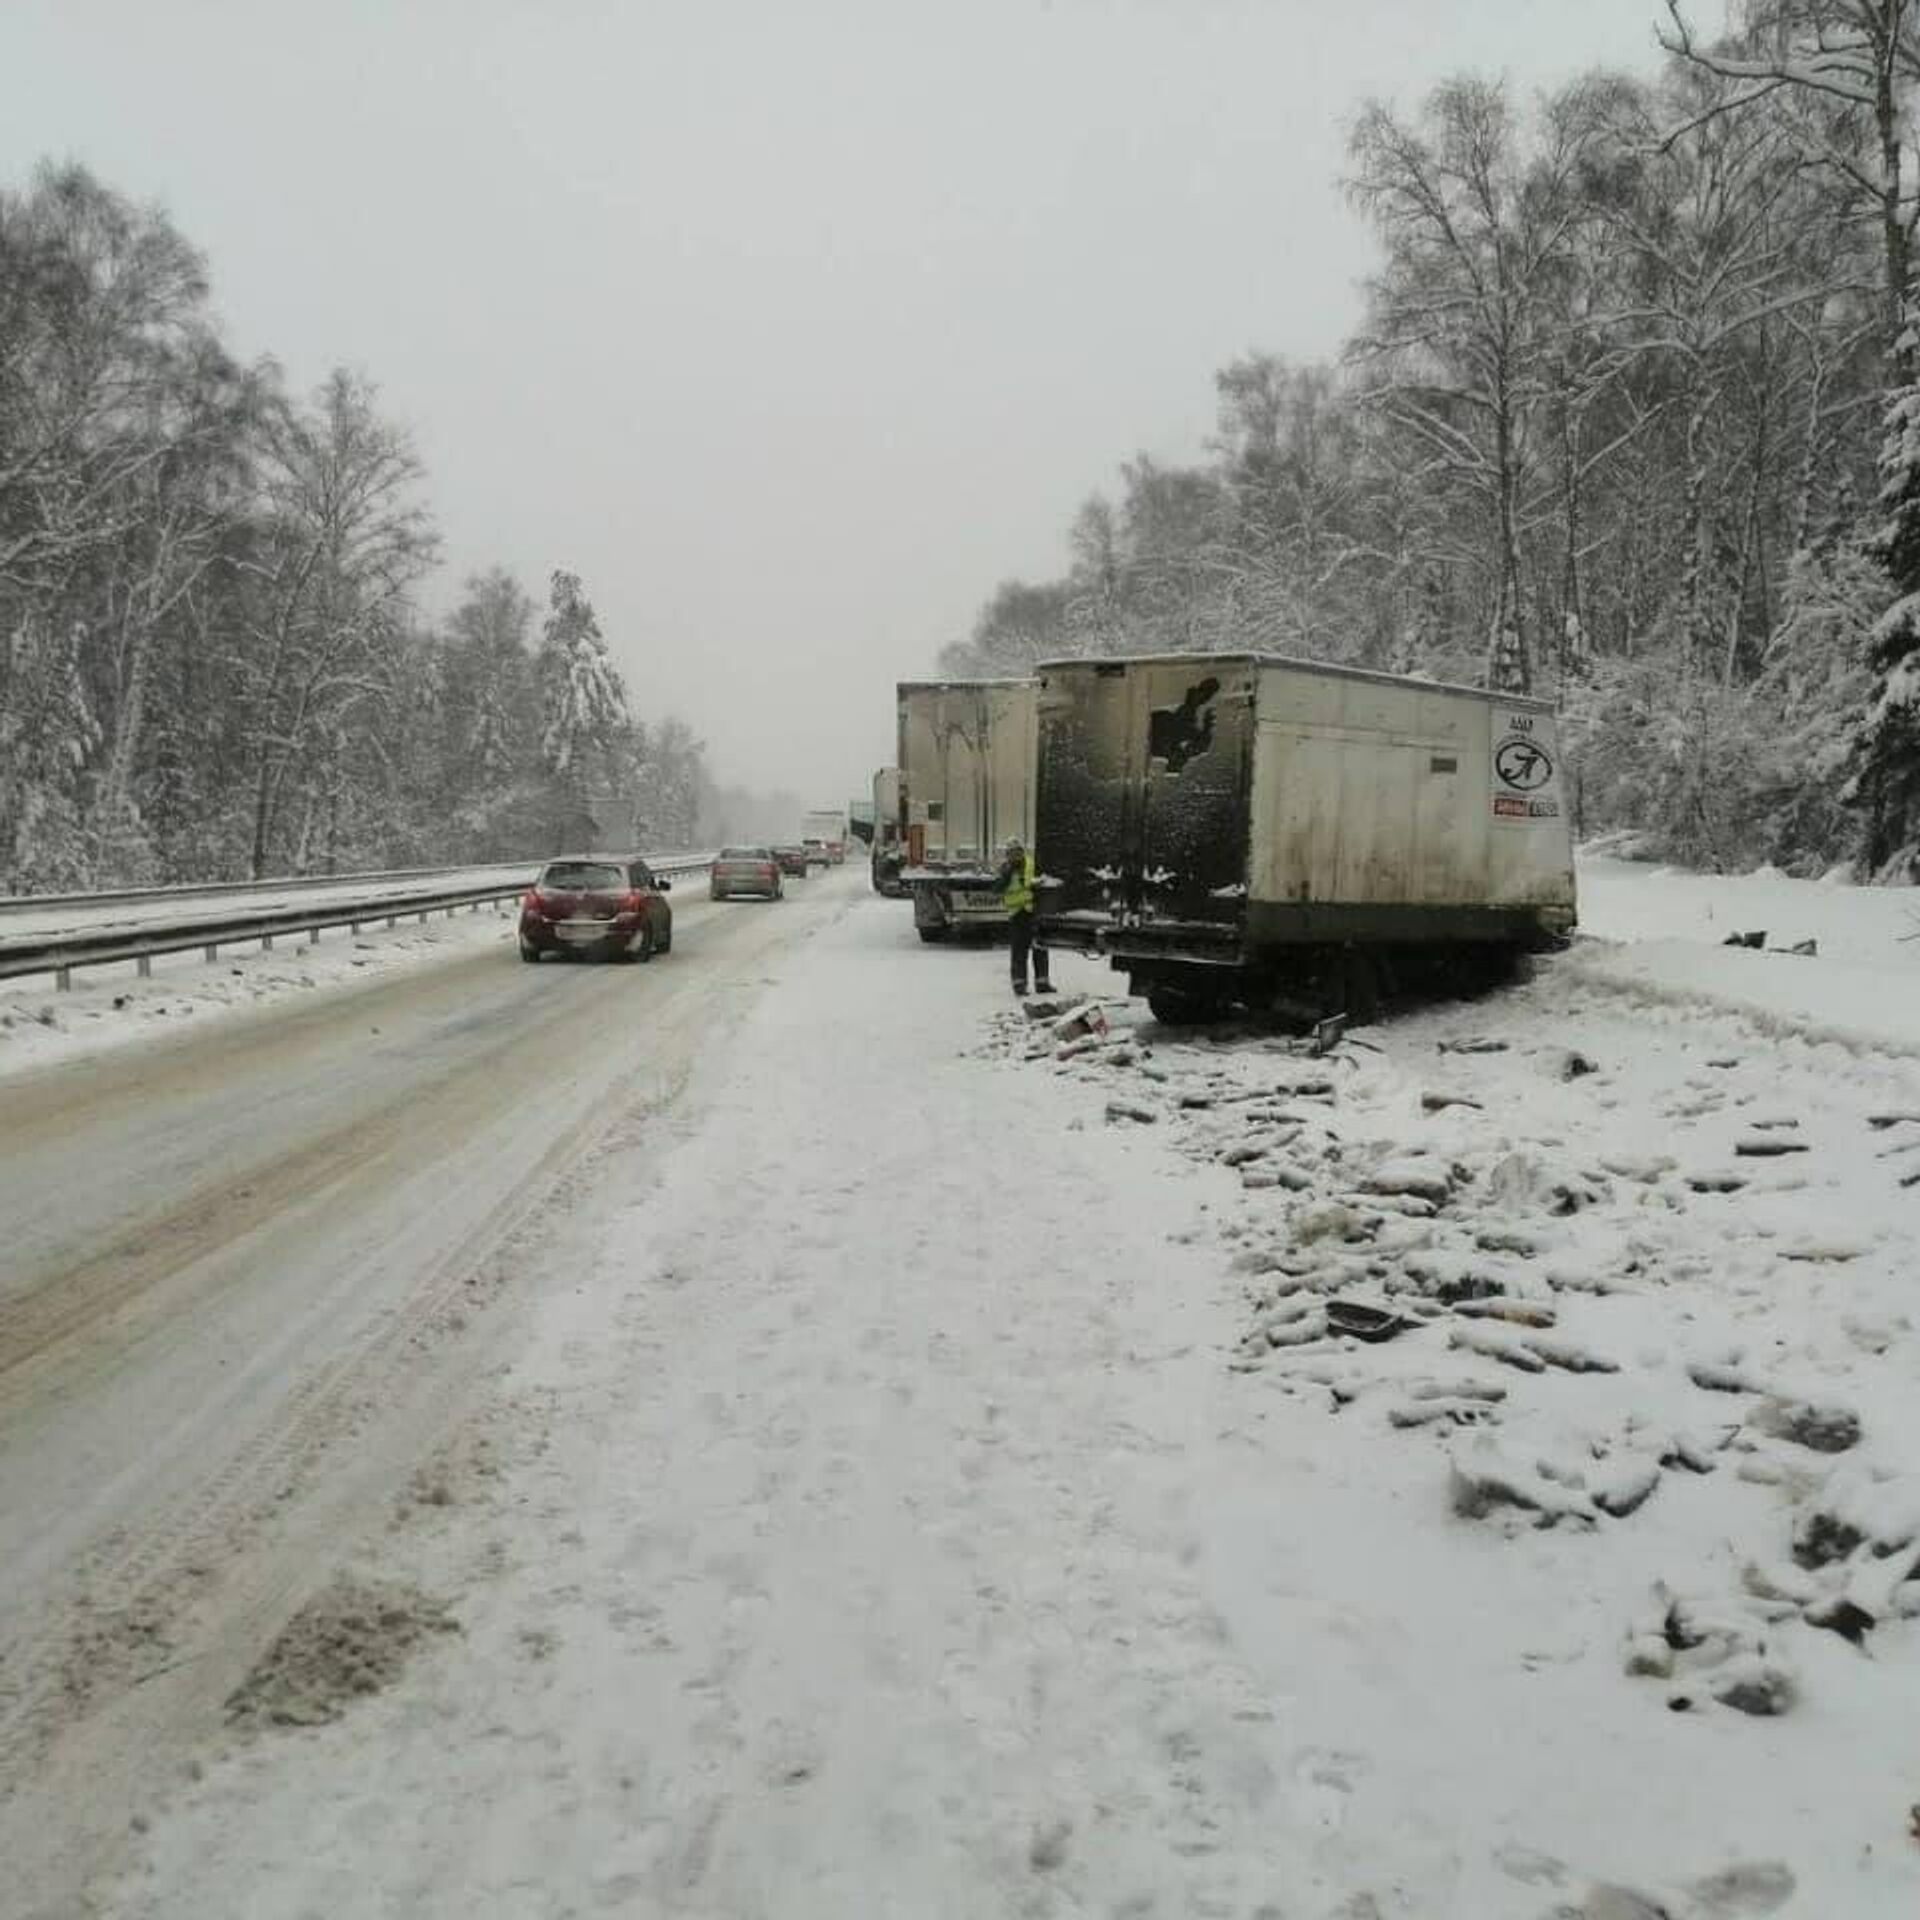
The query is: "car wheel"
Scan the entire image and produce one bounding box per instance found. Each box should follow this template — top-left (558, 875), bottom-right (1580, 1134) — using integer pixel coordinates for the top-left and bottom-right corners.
top-left (635, 924), bottom-right (656, 963)
top-left (519, 940), bottom-right (540, 964)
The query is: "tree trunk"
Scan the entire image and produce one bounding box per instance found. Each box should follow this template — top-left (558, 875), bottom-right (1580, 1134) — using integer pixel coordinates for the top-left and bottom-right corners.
top-left (1487, 366), bottom-right (1532, 694)
top-left (1878, 56), bottom-right (1911, 372)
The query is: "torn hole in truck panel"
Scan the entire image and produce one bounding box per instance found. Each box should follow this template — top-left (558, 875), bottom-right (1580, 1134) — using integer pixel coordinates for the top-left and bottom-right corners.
top-left (1148, 676), bottom-right (1221, 773)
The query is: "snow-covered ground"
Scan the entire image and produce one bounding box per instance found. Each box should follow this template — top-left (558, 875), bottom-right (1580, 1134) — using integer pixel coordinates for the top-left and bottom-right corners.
top-left (0, 901), bottom-right (522, 1081)
top-left (1573, 853), bottom-right (1920, 1054)
top-left (0, 865), bottom-right (536, 942)
top-left (87, 859), bottom-right (1920, 1919)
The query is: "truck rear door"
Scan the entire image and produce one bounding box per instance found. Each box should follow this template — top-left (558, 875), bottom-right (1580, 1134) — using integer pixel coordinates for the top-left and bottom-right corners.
top-left (1036, 665), bottom-right (1133, 922)
top-left (1037, 660), bottom-right (1253, 932)
top-left (1134, 660), bottom-right (1255, 927)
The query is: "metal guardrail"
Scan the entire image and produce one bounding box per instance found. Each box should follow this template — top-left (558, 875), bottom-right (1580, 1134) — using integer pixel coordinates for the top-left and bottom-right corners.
top-left (0, 855), bottom-right (715, 989)
top-left (0, 861), bottom-right (530, 916)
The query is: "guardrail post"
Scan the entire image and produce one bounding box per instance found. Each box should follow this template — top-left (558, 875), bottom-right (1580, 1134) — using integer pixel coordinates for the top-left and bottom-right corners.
top-left (261, 933), bottom-right (274, 951)
top-left (205, 943), bottom-right (218, 963)
top-left (56, 965), bottom-right (71, 991)
top-left (386, 915), bottom-right (397, 930)
top-left (308, 927), bottom-right (321, 946)
top-left (137, 956), bottom-right (151, 979)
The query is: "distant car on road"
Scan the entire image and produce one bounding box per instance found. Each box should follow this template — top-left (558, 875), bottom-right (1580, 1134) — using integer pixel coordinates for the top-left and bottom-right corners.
top-left (800, 838), bottom-right (831, 869)
top-left (519, 856), bottom-right (674, 964)
top-left (711, 846), bottom-right (785, 900)
top-left (773, 845), bottom-right (809, 878)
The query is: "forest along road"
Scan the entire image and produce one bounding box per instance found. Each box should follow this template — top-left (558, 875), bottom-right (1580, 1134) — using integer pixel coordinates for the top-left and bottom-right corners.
top-left (0, 866), bottom-right (860, 1915)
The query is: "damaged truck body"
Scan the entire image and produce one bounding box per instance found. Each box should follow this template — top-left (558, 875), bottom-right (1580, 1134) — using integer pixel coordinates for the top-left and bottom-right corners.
top-left (895, 679), bottom-right (1038, 942)
top-left (1034, 653), bottom-right (1576, 1022)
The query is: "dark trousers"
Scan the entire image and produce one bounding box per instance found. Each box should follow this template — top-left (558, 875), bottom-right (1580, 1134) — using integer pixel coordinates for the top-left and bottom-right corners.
top-left (1009, 909), bottom-right (1051, 990)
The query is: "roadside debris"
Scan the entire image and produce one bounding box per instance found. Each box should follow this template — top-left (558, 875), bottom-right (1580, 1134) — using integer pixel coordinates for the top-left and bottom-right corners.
top-left (986, 947), bottom-right (1918, 1750)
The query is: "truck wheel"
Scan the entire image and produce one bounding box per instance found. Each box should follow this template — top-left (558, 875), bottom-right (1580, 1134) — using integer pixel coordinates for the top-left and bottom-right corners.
top-left (918, 925), bottom-right (949, 944)
top-left (1147, 985), bottom-right (1226, 1025)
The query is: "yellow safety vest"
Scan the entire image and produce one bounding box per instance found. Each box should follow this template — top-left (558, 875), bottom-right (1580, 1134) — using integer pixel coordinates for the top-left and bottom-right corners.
top-left (1003, 850), bottom-right (1036, 914)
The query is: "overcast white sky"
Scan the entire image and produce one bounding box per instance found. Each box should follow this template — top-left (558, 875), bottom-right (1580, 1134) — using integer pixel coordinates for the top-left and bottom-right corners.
top-left (5, 0), bottom-right (1667, 803)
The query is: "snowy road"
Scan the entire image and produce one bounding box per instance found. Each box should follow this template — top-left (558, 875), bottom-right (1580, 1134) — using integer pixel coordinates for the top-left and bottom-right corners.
top-left (3, 860), bottom-right (1918, 1919)
top-left (0, 872), bottom-right (852, 1916)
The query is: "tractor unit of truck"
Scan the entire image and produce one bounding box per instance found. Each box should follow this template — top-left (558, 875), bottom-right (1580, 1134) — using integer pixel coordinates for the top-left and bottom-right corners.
top-left (894, 679), bottom-right (1037, 942)
top-left (1032, 652), bottom-right (1576, 1023)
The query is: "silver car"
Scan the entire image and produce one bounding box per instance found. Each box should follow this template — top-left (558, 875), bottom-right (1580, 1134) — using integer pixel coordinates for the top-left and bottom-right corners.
top-left (709, 846), bottom-right (785, 900)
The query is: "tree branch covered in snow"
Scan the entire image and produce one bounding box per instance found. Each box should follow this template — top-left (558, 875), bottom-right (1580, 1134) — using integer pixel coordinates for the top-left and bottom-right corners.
top-left (946, 31), bottom-right (1919, 879)
top-left (0, 163), bottom-right (714, 889)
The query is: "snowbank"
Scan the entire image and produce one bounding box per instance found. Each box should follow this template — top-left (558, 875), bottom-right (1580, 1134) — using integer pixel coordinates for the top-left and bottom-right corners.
top-left (0, 907), bottom-right (520, 1082)
top-left (1573, 853), bottom-right (1920, 1054)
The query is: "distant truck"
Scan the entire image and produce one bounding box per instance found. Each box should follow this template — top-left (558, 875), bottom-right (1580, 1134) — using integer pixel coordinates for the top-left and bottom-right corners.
top-left (801, 809), bottom-right (847, 864)
top-left (869, 767), bottom-right (907, 897)
top-left (1033, 652), bottom-right (1576, 1022)
top-left (895, 679), bottom-right (1037, 942)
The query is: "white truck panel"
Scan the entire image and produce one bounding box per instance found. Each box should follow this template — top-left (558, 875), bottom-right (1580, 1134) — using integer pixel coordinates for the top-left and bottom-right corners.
top-left (896, 681), bottom-right (1037, 870)
top-left (1248, 664), bottom-right (1571, 915)
top-left (871, 768), bottom-right (900, 839)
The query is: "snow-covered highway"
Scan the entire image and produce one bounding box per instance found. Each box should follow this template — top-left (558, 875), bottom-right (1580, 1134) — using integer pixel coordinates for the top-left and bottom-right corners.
top-left (1, 857), bottom-right (1917, 1919)
top-left (0, 871), bottom-right (848, 1914)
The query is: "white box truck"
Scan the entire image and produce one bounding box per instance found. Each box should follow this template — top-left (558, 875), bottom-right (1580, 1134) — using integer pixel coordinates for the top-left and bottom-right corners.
top-left (801, 808), bottom-right (847, 864)
top-left (896, 679), bottom-right (1038, 942)
top-left (1034, 653), bottom-right (1575, 1021)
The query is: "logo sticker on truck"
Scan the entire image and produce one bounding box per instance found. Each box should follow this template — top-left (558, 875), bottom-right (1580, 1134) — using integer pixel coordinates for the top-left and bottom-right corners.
top-left (1492, 714), bottom-right (1562, 821)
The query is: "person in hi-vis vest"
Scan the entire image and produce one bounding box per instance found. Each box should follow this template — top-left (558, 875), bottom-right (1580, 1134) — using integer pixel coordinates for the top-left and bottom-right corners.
top-left (994, 835), bottom-right (1052, 997)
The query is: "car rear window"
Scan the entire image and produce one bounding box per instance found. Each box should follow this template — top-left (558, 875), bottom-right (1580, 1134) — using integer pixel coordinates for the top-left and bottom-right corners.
top-left (719, 847), bottom-right (768, 861)
top-left (539, 862), bottom-right (625, 891)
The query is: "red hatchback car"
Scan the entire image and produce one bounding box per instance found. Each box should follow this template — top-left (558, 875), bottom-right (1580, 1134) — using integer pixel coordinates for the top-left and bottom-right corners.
top-left (519, 856), bottom-right (674, 963)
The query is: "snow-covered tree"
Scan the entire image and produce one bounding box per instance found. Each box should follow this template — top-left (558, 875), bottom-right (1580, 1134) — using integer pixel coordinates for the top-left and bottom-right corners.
top-left (235, 370), bottom-right (438, 875)
top-left (1845, 346), bottom-right (1920, 874)
top-left (1347, 77), bottom-right (1615, 693)
top-left (538, 570), bottom-right (628, 780)
top-left (0, 615), bottom-right (101, 887)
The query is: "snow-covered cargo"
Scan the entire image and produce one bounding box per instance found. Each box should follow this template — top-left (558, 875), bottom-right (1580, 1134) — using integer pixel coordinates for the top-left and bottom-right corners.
top-left (1034, 653), bottom-right (1576, 1019)
top-left (895, 679), bottom-right (1037, 942)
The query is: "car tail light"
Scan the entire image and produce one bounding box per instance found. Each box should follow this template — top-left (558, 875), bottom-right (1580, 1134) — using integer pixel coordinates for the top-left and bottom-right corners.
top-left (622, 890), bottom-right (646, 913)
top-left (522, 889), bottom-right (545, 915)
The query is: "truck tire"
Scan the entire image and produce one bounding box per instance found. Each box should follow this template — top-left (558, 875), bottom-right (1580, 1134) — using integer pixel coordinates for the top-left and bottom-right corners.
top-left (1147, 985), bottom-right (1227, 1025)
